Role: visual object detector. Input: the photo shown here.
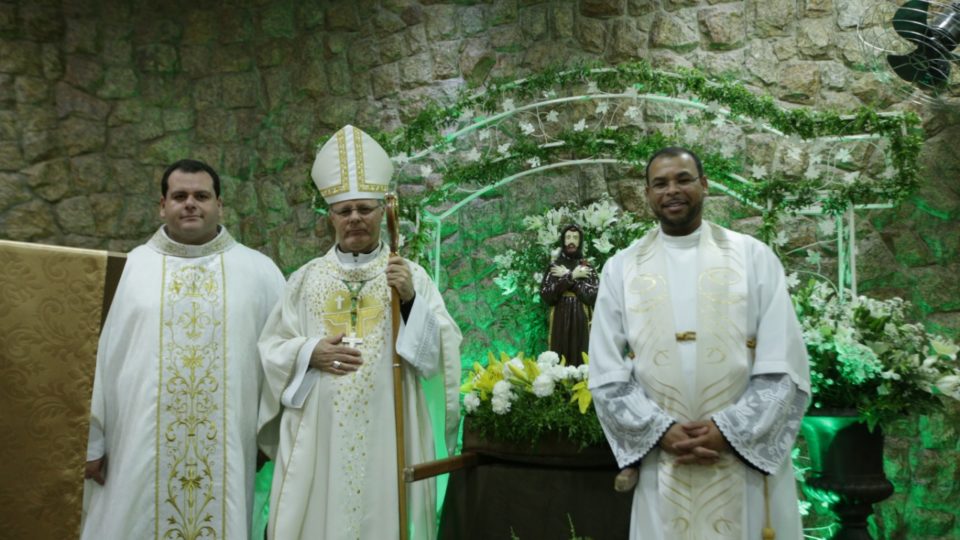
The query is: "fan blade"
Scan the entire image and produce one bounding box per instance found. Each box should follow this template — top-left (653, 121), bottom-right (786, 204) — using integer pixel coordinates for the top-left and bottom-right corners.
top-left (888, 50), bottom-right (951, 87)
top-left (892, 0), bottom-right (933, 44)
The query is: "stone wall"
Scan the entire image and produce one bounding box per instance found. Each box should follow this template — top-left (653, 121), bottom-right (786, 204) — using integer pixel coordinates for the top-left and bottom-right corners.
top-left (1, 0), bottom-right (958, 536)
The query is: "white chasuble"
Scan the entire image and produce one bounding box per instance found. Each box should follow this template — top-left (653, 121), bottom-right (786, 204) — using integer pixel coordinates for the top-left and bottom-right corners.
top-left (623, 223), bottom-right (749, 539)
top-left (82, 227), bottom-right (285, 540)
top-left (258, 244), bottom-right (461, 540)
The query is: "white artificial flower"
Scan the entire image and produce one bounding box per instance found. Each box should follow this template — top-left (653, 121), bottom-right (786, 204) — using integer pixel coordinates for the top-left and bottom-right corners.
top-left (532, 374), bottom-right (556, 397)
top-left (461, 108), bottom-right (474, 121)
top-left (720, 143), bottom-right (737, 158)
top-left (527, 157), bottom-right (541, 168)
top-left (479, 129), bottom-right (491, 140)
top-left (493, 251), bottom-right (515, 268)
top-left (773, 230), bottom-right (789, 247)
top-left (843, 171), bottom-right (859, 184)
top-left (804, 166), bottom-right (819, 180)
top-left (787, 147), bottom-right (803, 161)
top-left (420, 165), bottom-right (433, 178)
top-left (565, 365), bottom-right (580, 380)
top-left (393, 152), bottom-right (410, 165)
top-left (497, 142), bottom-right (511, 155)
top-left (542, 89), bottom-right (557, 99)
top-left (491, 395), bottom-right (512, 414)
top-left (503, 98), bottom-right (516, 112)
top-left (537, 351), bottom-right (560, 367)
top-left (935, 375), bottom-right (960, 399)
top-left (806, 250), bottom-right (822, 265)
top-left (573, 119), bottom-right (587, 132)
top-left (577, 364), bottom-right (590, 379)
top-left (880, 166), bottom-right (897, 180)
top-left (520, 121), bottom-right (535, 135)
top-left (931, 338), bottom-right (960, 359)
top-left (785, 272), bottom-right (800, 289)
top-left (593, 234), bottom-right (614, 254)
top-left (465, 148), bottom-right (482, 162)
top-left (595, 101), bottom-right (609, 115)
top-left (750, 164), bottom-right (768, 179)
top-left (587, 81), bottom-right (600, 94)
top-left (546, 110), bottom-right (560, 123)
top-left (463, 392), bottom-right (481, 413)
top-left (810, 152), bottom-right (823, 165)
top-left (818, 218), bottom-right (836, 235)
top-left (625, 106), bottom-right (640, 120)
top-left (834, 148), bottom-right (852, 163)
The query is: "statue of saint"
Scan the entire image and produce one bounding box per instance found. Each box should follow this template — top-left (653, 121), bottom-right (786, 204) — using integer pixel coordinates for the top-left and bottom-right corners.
top-left (539, 224), bottom-right (598, 366)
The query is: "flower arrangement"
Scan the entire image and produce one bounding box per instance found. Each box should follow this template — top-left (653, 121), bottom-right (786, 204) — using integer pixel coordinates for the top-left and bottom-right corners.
top-left (792, 280), bottom-right (960, 429)
top-left (491, 198), bottom-right (652, 352)
top-left (460, 350), bottom-right (604, 448)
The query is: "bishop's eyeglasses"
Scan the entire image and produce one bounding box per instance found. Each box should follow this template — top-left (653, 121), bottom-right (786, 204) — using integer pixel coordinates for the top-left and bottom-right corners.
top-left (330, 203), bottom-right (384, 219)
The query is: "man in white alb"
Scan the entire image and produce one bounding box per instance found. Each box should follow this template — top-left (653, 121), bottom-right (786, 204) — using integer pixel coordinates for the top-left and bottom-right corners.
top-left (589, 147), bottom-right (810, 539)
top-left (82, 159), bottom-right (285, 539)
top-left (257, 125), bottom-right (462, 540)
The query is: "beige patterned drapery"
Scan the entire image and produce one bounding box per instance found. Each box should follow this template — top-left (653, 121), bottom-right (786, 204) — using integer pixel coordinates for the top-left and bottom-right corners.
top-left (0, 240), bottom-right (124, 539)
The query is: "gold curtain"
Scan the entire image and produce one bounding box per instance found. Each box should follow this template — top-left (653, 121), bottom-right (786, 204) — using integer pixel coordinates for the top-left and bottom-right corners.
top-left (0, 241), bottom-right (123, 539)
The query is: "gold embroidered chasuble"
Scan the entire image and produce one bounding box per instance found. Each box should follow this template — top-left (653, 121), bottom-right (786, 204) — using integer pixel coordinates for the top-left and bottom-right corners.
top-left (259, 245), bottom-right (462, 540)
top-left (623, 223), bottom-right (750, 538)
top-left (82, 227), bottom-right (284, 540)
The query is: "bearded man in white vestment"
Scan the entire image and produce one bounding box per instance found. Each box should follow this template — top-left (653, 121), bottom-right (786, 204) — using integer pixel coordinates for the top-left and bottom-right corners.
top-left (82, 159), bottom-right (286, 539)
top-left (257, 125), bottom-right (462, 540)
top-left (588, 147), bottom-right (811, 540)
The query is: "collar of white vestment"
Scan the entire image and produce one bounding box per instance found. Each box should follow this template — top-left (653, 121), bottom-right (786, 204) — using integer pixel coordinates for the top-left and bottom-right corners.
top-left (148, 226), bottom-right (236, 258)
top-left (657, 223), bottom-right (701, 248)
top-left (334, 241), bottom-right (384, 267)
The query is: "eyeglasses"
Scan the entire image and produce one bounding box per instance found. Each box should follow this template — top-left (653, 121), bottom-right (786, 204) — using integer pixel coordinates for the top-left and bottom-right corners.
top-left (330, 203), bottom-right (383, 218)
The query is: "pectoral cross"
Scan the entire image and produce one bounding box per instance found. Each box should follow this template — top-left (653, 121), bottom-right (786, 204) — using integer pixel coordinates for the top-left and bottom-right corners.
top-left (342, 332), bottom-right (364, 348)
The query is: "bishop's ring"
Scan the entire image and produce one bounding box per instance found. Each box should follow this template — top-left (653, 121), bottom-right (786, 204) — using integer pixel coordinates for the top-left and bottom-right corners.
top-left (332, 360), bottom-right (341, 369)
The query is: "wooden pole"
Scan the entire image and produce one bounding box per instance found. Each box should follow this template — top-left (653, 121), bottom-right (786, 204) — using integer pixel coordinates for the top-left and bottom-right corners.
top-left (385, 193), bottom-right (408, 540)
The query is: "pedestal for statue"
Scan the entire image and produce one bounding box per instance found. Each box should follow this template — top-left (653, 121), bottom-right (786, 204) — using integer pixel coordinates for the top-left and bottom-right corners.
top-left (801, 411), bottom-right (895, 540)
top-left (439, 419), bottom-right (631, 539)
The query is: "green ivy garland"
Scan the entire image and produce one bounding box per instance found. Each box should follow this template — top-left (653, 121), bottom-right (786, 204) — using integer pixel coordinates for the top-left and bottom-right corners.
top-left (314, 61), bottom-right (923, 262)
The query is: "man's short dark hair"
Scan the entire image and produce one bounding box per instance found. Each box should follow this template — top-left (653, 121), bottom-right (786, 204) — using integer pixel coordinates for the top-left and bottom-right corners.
top-left (644, 147), bottom-right (704, 184)
top-left (161, 159), bottom-right (221, 197)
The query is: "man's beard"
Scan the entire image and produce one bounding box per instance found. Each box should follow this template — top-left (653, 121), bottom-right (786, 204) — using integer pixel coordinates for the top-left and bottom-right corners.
top-left (654, 198), bottom-right (703, 231)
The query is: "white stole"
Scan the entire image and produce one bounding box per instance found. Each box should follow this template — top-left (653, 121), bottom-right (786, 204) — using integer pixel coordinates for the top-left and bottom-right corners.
top-left (623, 223), bottom-right (750, 539)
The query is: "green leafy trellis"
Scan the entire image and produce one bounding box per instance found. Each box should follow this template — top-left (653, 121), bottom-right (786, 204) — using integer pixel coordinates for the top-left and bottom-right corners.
top-left (315, 62), bottom-right (922, 302)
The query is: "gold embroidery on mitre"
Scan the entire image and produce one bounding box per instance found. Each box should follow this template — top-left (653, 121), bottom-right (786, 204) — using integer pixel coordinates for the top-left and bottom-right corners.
top-left (321, 129), bottom-right (351, 198)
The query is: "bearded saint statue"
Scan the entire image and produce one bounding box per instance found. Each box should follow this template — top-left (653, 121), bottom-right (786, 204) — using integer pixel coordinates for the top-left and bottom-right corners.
top-left (538, 224), bottom-right (598, 366)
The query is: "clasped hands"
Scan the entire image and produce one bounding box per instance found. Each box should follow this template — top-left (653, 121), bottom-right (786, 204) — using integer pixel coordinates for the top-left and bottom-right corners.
top-left (550, 264), bottom-right (592, 280)
top-left (659, 420), bottom-right (730, 465)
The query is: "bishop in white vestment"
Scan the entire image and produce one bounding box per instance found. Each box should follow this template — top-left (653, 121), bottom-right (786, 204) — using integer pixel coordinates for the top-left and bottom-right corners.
top-left (82, 160), bottom-right (285, 540)
top-left (589, 148), bottom-right (810, 540)
top-left (257, 125), bottom-right (462, 540)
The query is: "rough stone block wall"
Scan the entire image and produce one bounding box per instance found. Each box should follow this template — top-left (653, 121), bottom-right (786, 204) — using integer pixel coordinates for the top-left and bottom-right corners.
top-left (1, 0), bottom-right (958, 536)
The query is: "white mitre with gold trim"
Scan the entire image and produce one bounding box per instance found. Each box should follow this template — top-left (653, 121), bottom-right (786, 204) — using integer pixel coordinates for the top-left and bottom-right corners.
top-left (311, 124), bottom-right (393, 205)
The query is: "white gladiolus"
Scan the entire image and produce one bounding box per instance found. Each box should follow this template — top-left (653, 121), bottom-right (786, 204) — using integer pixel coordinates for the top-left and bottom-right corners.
top-left (532, 374), bottom-right (556, 397)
